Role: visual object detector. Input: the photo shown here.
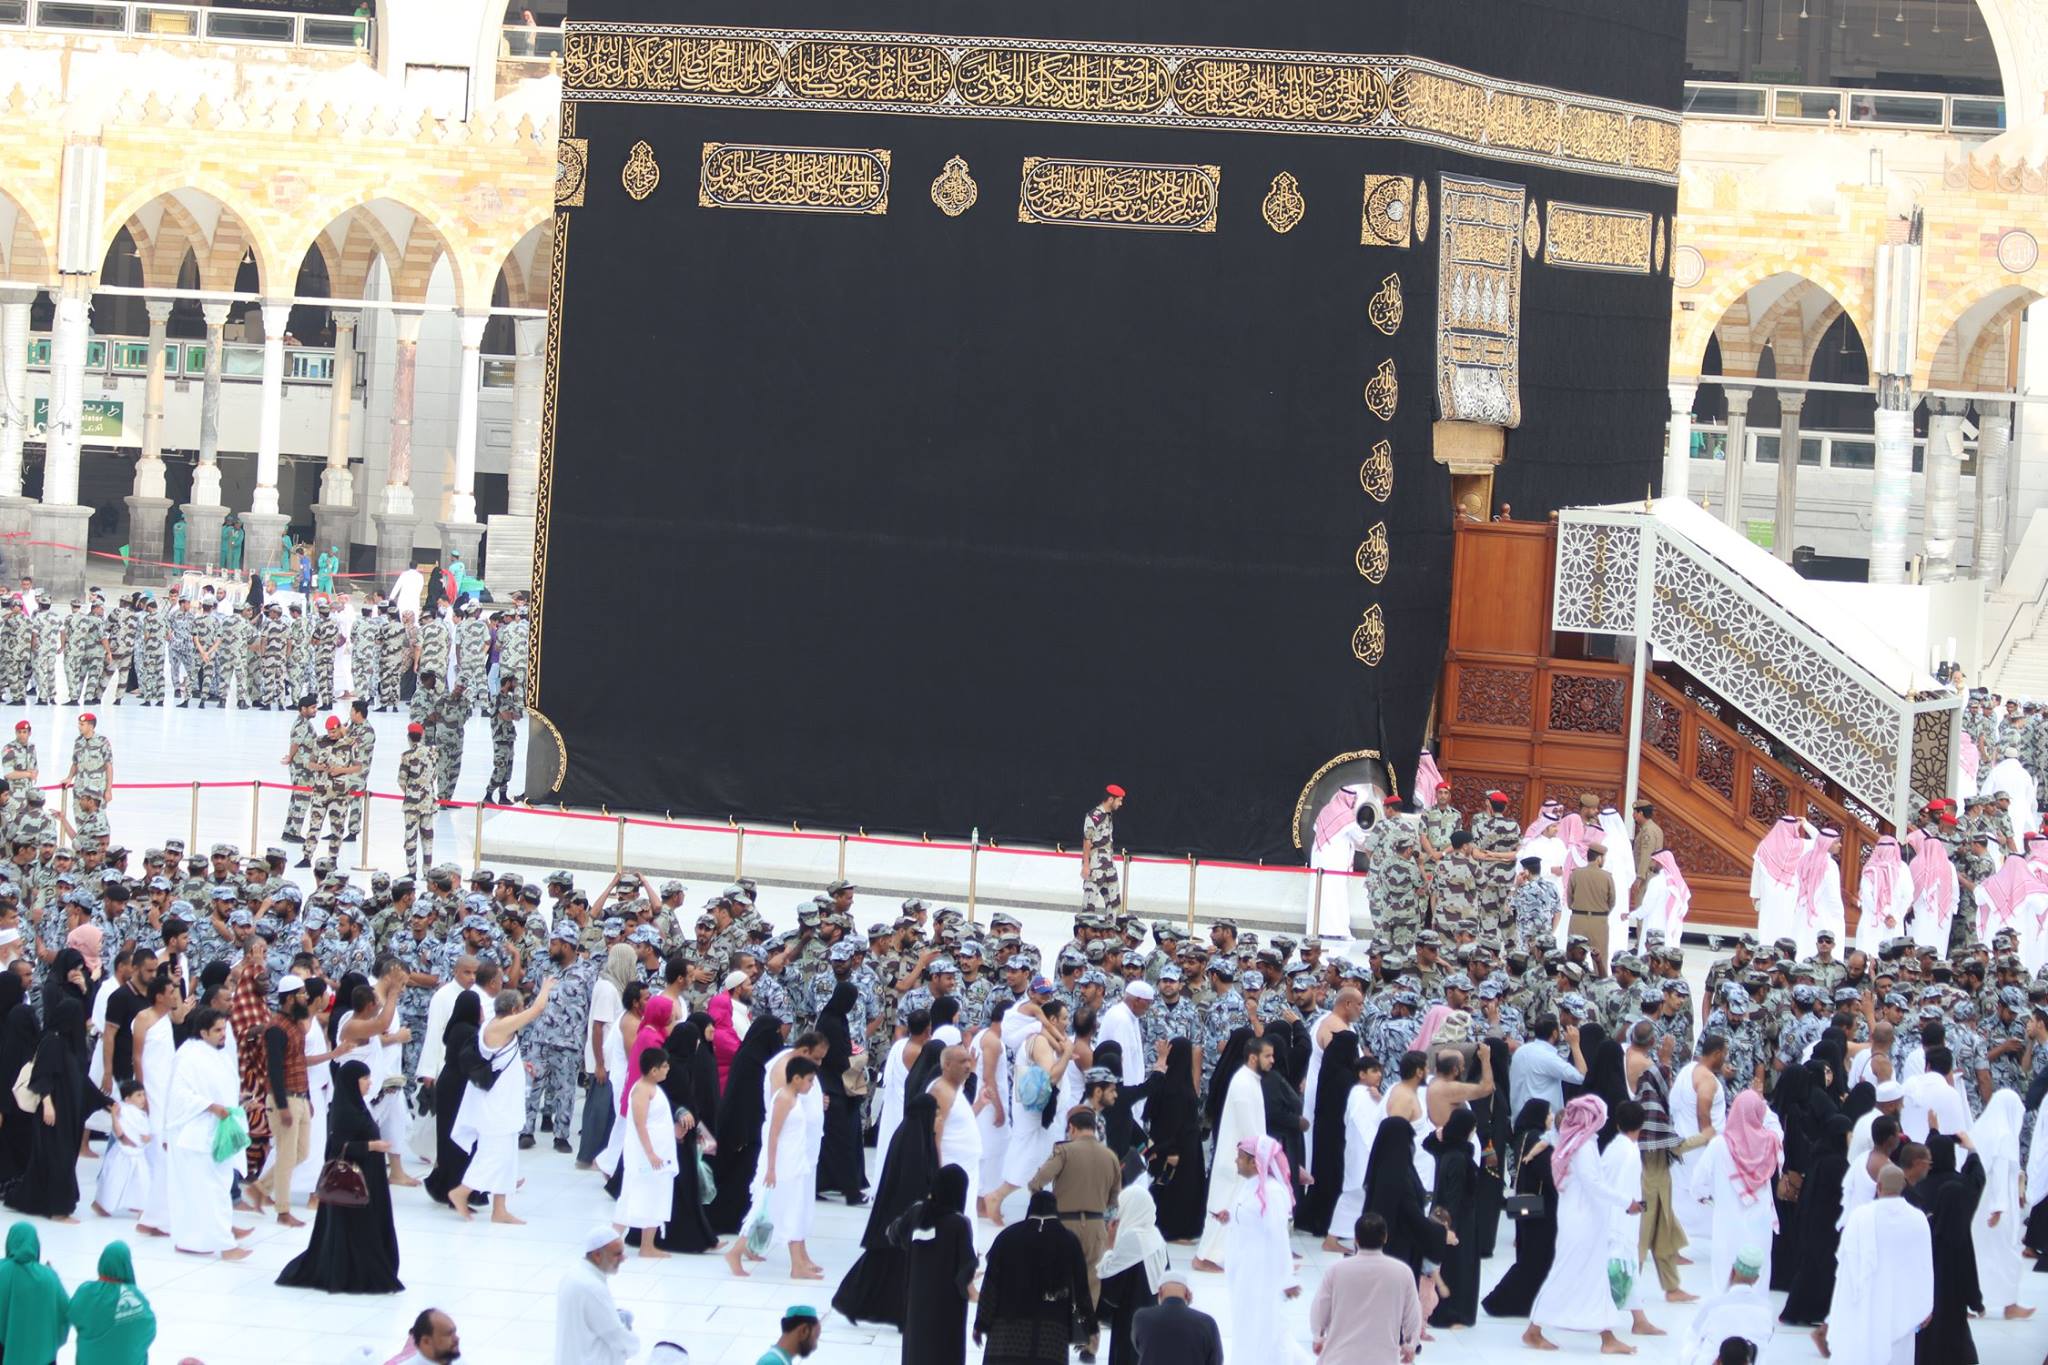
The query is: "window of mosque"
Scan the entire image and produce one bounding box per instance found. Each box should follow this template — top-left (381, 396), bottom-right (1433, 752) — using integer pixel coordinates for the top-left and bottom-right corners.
top-left (1687, 0), bottom-right (2002, 97)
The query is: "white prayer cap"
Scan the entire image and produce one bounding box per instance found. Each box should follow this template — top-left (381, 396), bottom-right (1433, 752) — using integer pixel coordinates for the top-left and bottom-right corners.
top-left (275, 973), bottom-right (306, 995)
top-left (1124, 981), bottom-right (1156, 1001)
top-left (1874, 1080), bottom-right (1905, 1103)
top-left (584, 1224), bottom-right (623, 1254)
top-left (0, 928), bottom-right (18, 947)
top-left (722, 971), bottom-right (749, 991)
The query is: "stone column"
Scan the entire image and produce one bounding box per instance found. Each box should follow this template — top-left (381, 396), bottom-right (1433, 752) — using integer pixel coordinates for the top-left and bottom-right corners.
top-left (1976, 400), bottom-right (2011, 587)
top-left (30, 275), bottom-right (94, 598)
top-left (0, 286), bottom-right (36, 547)
top-left (486, 315), bottom-right (544, 593)
top-left (371, 311), bottom-right (422, 580)
top-left (123, 300), bottom-right (175, 584)
top-left (179, 302), bottom-right (231, 572)
top-left (1664, 380), bottom-right (1697, 502)
top-left (237, 301), bottom-right (293, 579)
top-left (1772, 391), bottom-right (1805, 562)
top-left (1869, 379), bottom-right (1916, 585)
top-left (310, 310), bottom-right (359, 563)
top-left (1921, 396), bottom-right (1966, 583)
top-left (1719, 385), bottom-right (1752, 529)
top-left (436, 312), bottom-right (488, 570)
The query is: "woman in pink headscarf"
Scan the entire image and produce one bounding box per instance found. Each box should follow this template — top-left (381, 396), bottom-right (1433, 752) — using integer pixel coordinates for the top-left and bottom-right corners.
top-left (1225, 1136), bottom-right (1299, 1360)
top-left (622, 993), bottom-right (675, 1114)
top-left (1526, 1095), bottom-right (1632, 1352)
top-left (1791, 826), bottom-right (1844, 959)
top-left (1634, 850), bottom-right (1691, 946)
top-left (1696, 1089), bottom-right (1782, 1291)
top-left (1750, 815), bottom-right (1809, 944)
top-left (1854, 835), bottom-right (1911, 955)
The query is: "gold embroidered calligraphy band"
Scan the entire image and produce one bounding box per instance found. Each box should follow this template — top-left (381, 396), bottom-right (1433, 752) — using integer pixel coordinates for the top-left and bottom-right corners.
top-left (561, 25), bottom-right (1681, 185)
top-left (1436, 174), bottom-right (1525, 429)
top-left (698, 143), bottom-right (891, 214)
top-left (1018, 158), bottom-right (1219, 232)
top-left (1544, 202), bottom-right (1655, 274)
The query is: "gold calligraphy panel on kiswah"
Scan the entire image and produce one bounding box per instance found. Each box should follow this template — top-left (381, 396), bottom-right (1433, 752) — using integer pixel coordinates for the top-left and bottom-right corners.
top-left (1543, 202), bottom-right (1654, 274)
top-left (699, 144), bottom-right (891, 214)
top-left (561, 24), bottom-right (1682, 186)
top-left (1436, 175), bottom-right (1525, 428)
top-left (1017, 159), bottom-right (1220, 232)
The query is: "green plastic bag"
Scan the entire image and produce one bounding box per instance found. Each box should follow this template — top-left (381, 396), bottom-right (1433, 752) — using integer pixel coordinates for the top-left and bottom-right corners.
top-left (744, 1206), bottom-right (775, 1256)
top-left (212, 1108), bottom-right (251, 1164)
top-left (1607, 1256), bottom-right (1634, 1309)
top-left (696, 1154), bottom-right (717, 1206)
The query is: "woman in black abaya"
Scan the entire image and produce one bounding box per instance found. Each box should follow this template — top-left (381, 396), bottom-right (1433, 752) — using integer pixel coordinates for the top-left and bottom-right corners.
top-left (1361, 1114), bottom-right (1444, 1277)
top-left (1204, 1027), bottom-right (1254, 1131)
top-left (1585, 1037), bottom-right (1629, 1141)
top-left (890, 1163), bottom-right (977, 1365)
top-left (815, 982), bottom-right (869, 1203)
top-left (1778, 1113), bottom-right (1853, 1324)
top-left (707, 1015), bottom-right (784, 1233)
top-left (833, 1092), bottom-right (941, 1325)
top-left (1564, 1024), bottom-right (1606, 1103)
top-left (975, 1190), bottom-right (1093, 1365)
top-left (1483, 1100), bottom-right (1558, 1319)
top-left (5, 997), bottom-right (107, 1219)
top-left (1293, 1031), bottom-right (1360, 1239)
top-left (1145, 1037), bottom-right (1206, 1242)
top-left (1917, 1137), bottom-right (1987, 1365)
top-left (0, 973), bottom-right (34, 1184)
top-left (277, 1060), bottom-right (403, 1294)
top-left (1470, 1036), bottom-right (1512, 1259)
top-left (1425, 1106), bottom-right (1483, 1327)
top-left (1767, 1056), bottom-right (1816, 1292)
top-left (645, 1010), bottom-right (721, 1254)
top-left (421, 991), bottom-right (484, 1208)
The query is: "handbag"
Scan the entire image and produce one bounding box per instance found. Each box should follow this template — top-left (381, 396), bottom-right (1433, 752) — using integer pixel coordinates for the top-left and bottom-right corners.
top-left (10, 1061), bottom-right (35, 1113)
top-left (315, 1158), bottom-right (371, 1207)
top-left (842, 1057), bottom-right (870, 1097)
top-left (1503, 1191), bottom-right (1546, 1219)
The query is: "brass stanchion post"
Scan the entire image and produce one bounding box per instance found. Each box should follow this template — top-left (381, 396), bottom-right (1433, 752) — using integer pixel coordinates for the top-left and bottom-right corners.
top-left (249, 780), bottom-right (260, 853)
top-left (1185, 854), bottom-right (1197, 934)
top-left (836, 832), bottom-right (848, 879)
top-left (1312, 869), bottom-right (1324, 939)
top-left (189, 782), bottom-right (200, 852)
top-left (615, 816), bottom-right (626, 876)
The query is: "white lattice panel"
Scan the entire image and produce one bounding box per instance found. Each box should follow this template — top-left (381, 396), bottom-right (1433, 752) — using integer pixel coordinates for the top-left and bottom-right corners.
top-left (1553, 518), bottom-right (1644, 635)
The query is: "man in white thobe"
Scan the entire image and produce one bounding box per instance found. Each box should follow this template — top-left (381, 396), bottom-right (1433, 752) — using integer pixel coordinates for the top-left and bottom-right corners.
top-left (1193, 1033), bottom-right (1270, 1271)
top-left (1682, 1246), bottom-right (1774, 1365)
top-left (1749, 816), bottom-right (1808, 944)
top-left (1986, 747), bottom-right (2037, 845)
top-left (416, 955), bottom-right (485, 1083)
top-left (163, 1011), bottom-right (248, 1260)
top-left (1823, 1167), bottom-right (1931, 1365)
top-left (555, 1228), bottom-right (642, 1365)
top-left (1098, 981), bottom-right (1151, 1117)
top-left (387, 565), bottom-right (425, 620)
top-left (1598, 805), bottom-right (1636, 926)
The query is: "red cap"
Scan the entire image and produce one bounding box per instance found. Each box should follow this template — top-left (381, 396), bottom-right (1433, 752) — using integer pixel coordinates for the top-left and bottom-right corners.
top-left (11, 722), bottom-right (26, 732)
top-left (1485, 790), bottom-right (1508, 802)
top-left (1436, 781), bottom-right (1451, 791)
top-left (79, 713), bottom-right (95, 725)
top-left (1940, 814), bottom-right (1959, 827)
top-left (1105, 784), bottom-right (1126, 798)
top-left (407, 723), bottom-right (423, 737)
top-left (1932, 798), bottom-right (1956, 810)
top-left (324, 716), bottom-right (341, 731)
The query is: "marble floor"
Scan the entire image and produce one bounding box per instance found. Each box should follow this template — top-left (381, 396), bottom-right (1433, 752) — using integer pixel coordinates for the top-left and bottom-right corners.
top-left (6, 693), bottom-right (2044, 1363)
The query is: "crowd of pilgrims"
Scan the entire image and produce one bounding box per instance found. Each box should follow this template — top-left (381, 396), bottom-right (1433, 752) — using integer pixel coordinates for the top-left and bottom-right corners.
top-left (0, 789), bottom-right (2037, 1361)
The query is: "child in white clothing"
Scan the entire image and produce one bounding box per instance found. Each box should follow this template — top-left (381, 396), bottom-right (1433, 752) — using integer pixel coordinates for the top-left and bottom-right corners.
top-left (92, 1082), bottom-right (152, 1217)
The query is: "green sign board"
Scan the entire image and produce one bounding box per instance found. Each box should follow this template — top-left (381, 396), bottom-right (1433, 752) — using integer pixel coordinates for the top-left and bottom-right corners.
top-left (32, 398), bottom-right (124, 438)
top-left (1744, 519), bottom-right (1776, 550)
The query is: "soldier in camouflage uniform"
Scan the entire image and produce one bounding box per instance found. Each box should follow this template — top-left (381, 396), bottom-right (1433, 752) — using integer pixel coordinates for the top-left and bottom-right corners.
top-left (1140, 963), bottom-right (1199, 1063)
top-left (1081, 786), bottom-right (1125, 914)
top-left (382, 610), bottom-right (410, 710)
top-left (1369, 807), bottom-right (1426, 950)
top-left (387, 897), bottom-right (444, 1082)
top-left (417, 610), bottom-right (451, 689)
top-left (1, 721), bottom-right (36, 801)
top-left (32, 604), bottom-right (63, 705)
top-left (0, 599), bottom-right (27, 704)
top-left (308, 600), bottom-right (341, 707)
top-left (523, 923), bottom-right (595, 1150)
top-left (160, 598), bottom-right (191, 704)
top-left (298, 718), bottom-right (351, 865)
top-left (1985, 984), bottom-right (2031, 1098)
top-left (1431, 830), bottom-right (1484, 926)
top-left (133, 596), bottom-right (166, 705)
top-left (397, 722), bottom-right (438, 878)
top-left (278, 696), bottom-right (320, 843)
top-left (1775, 983), bottom-right (1828, 1076)
top-left (1508, 857), bottom-right (1561, 951)
top-left (105, 595), bottom-right (135, 702)
top-left (1199, 960), bottom-right (1248, 1090)
top-left (496, 606), bottom-right (530, 696)
top-left (251, 602), bottom-right (287, 709)
top-left (409, 671), bottom-right (458, 800)
top-left (230, 603), bottom-right (260, 708)
top-left (285, 602), bottom-right (313, 701)
top-left (351, 605), bottom-right (383, 711)
top-left (485, 673), bottom-right (523, 806)
top-left (1418, 788), bottom-right (1461, 858)
top-left (65, 713), bottom-right (113, 804)
top-left (454, 603), bottom-right (490, 703)
top-left (60, 600), bottom-right (105, 705)
top-left (954, 943), bottom-right (992, 1030)
top-left (188, 599), bottom-right (226, 705)
top-left (1952, 832), bottom-right (1996, 954)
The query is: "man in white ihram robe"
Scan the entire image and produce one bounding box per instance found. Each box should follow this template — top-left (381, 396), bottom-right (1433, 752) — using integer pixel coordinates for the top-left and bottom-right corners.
top-left (556, 1227), bottom-right (642, 1365)
top-left (163, 1021), bottom-right (245, 1258)
top-left (1193, 1047), bottom-right (1266, 1270)
top-left (1986, 747), bottom-right (2038, 845)
top-left (1824, 1168), bottom-right (1931, 1365)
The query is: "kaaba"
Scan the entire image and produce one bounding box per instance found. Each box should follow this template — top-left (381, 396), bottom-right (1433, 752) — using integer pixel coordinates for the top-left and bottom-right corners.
top-left (530, 0), bottom-right (1684, 861)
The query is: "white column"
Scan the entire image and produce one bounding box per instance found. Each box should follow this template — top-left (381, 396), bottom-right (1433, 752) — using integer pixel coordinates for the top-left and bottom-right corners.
top-left (1922, 396), bottom-right (1966, 583)
top-left (190, 302), bottom-right (230, 508)
top-left (1976, 400), bottom-right (2011, 586)
top-left (1772, 391), bottom-right (1805, 562)
top-left (41, 275), bottom-right (91, 507)
top-left (1719, 385), bottom-right (1752, 529)
top-left (448, 312), bottom-right (487, 525)
top-left (134, 301), bottom-right (173, 500)
top-left (322, 311), bottom-right (359, 506)
top-left (1869, 381), bottom-right (1916, 585)
top-left (507, 316), bottom-right (544, 521)
top-left (1664, 381), bottom-right (1697, 502)
top-left (0, 287), bottom-right (34, 501)
top-left (372, 311), bottom-right (424, 579)
top-left (249, 301), bottom-right (289, 516)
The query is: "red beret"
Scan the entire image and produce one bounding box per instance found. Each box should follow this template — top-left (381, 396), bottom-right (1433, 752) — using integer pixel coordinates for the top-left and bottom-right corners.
top-left (79, 713), bottom-right (95, 725)
top-left (1436, 781), bottom-right (1451, 791)
top-left (407, 723), bottom-right (424, 737)
top-left (324, 716), bottom-right (341, 731)
top-left (1940, 814), bottom-right (1959, 827)
top-left (1105, 784), bottom-right (1126, 798)
top-left (1485, 790), bottom-right (1508, 802)
top-left (11, 721), bottom-right (26, 732)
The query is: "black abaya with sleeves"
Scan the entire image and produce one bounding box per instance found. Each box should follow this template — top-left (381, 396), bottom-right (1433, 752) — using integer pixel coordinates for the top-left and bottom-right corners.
top-left (647, 1012), bottom-right (720, 1253)
top-left (1294, 1031), bottom-right (1360, 1237)
top-left (1483, 1104), bottom-right (1558, 1319)
top-left (1361, 1115), bottom-right (1445, 1278)
top-left (277, 1060), bottom-right (404, 1293)
top-left (833, 1093), bottom-right (941, 1325)
top-left (1767, 1059), bottom-right (1817, 1292)
top-left (1470, 1036), bottom-right (1512, 1258)
top-left (1144, 1038), bottom-right (1206, 1242)
top-left (5, 997), bottom-right (107, 1217)
top-left (889, 1164), bottom-right (976, 1365)
top-left (1917, 1148), bottom-right (1987, 1365)
top-left (1424, 1110), bottom-right (1482, 1327)
top-left (1778, 1115), bottom-right (1853, 1325)
top-left (1261, 1062), bottom-right (1307, 1191)
top-left (815, 982), bottom-right (869, 1201)
top-left (975, 1193), bottom-right (1093, 1365)
top-left (707, 1015), bottom-right (783, 1233)
top-left (0, 976), bottom-right (34, 1184)
top-left (421, 992), bottom-right (483, 1208)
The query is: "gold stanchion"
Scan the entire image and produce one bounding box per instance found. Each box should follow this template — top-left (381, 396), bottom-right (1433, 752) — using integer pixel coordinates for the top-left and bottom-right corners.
top-left (1121, 851), bottom-right (1131, 916)
top-left (836, 832), bottom-right (848, 879)
top-left (189, 782), bottom-right (200, 852)
top-left (1311, 869), bottom-right (1324, 939)
top-left (733, 825), bottom-right (745, 879)
top-left (359, 793), bottom-right (371, 865)
top-left (1185, 854), bottom-right (1198, 934)
top-left (249, 780), bottom-right (260, 853)
top-left (614, 815), bottom-right (626, 875)
top-left (967, 837), bottom-right (980, 918)
top-left (58, 782), bottom-right (68, 826)
top-left (473, 798), bottom-right (485, 868)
